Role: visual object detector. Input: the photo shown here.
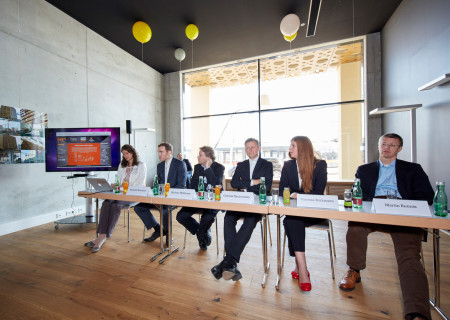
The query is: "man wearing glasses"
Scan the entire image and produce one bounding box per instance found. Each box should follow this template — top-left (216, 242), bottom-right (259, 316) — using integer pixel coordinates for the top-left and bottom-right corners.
top-left (339, 133), bottom-right (434, 320)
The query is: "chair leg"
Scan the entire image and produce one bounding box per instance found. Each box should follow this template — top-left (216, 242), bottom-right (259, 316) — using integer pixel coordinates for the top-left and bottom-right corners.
top-left (282, 231), bottom-right (286, 270)
top-left (329, 220), bottom-right (337, 258)
top-left (267, 215), bottom-right (272, 247)
top-left (123, 208), bottom-right (126, 227)
top-left (127, 208), bottom-right (130, 243)
top-left (215, 215), bottom-right (219, 255)
top-left (183, 228), bottom-right (188, 249)
top-left (327, 230), bottom-right (335, 279)
top-left (260, 221), bottom-right (265, 271)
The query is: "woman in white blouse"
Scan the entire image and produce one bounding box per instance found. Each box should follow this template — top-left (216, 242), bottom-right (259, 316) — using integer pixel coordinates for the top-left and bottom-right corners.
top-left (85, 144), bottom-right (147, 253)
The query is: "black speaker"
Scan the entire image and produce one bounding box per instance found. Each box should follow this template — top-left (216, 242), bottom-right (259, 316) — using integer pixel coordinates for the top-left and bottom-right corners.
top-left (126, 120), bottom-right (132, 134)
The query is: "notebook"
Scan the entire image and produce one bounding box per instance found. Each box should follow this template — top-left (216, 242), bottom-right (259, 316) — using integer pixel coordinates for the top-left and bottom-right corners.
top-left (87, 178), bottom-right (114, 192)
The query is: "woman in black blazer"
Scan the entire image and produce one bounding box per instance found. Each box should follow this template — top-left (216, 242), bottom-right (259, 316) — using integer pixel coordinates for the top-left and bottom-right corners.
top-left (279, 136), bottom-right (327, 291)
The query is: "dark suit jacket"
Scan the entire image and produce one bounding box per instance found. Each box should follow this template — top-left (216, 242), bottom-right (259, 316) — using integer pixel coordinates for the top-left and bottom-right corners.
top-left (156, 157), bottom-right (187, 189)
top-left (190, 162), bottom-right (225, 191)
top-left (279, 159), bottom-right (327, 195)
top-left (231, 157), bottom-right (273, 195)
top-left (183, 159), bottom-right (193, 173)
top-left (355, 159), bottom-right (434, 205)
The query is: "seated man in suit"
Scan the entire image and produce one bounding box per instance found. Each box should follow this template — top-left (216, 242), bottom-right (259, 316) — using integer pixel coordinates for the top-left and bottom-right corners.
top-left (134, 142), bottom-right (187, 243)
top-left (338, 133), bottom-right (434, 320)
top-left (177, 153), bottom-right (193, 189)
top-left (176, 146), bottom-right (225, 250)
top-left (211, 138), bottom-right (273, 281)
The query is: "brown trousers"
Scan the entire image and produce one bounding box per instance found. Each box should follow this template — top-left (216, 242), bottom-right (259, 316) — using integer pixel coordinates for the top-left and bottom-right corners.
top-left (346, 222), bottom-right (430, 320)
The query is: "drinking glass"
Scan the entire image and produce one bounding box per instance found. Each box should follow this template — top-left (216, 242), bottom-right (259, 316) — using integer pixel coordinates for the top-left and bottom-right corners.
top-left (386, 189), bottom-right (397, 199)
top-left (272, 188), bottom-right (279, 205)
top-left (159, 184), bottom-right (165, 197)
top-left (207, 184), bottom-right (214, 201)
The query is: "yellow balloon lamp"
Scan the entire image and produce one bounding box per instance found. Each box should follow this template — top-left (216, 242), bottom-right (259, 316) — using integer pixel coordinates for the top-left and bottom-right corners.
top-left (283, 32), bottom-right (297, 42)
top-left (132, 21), bottom-right (152, 43)
top-left (185, 24), bottom-right (199, 41)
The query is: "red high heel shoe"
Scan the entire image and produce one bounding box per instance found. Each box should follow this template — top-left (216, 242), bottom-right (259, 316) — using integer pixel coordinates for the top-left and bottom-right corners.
top-left (299, 271), bottom-right (311, 292)
top-left (291, 271), bottom-right (299, 279)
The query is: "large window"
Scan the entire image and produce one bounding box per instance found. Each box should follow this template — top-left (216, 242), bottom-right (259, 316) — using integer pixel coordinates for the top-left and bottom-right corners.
top-left (182, 39), bottom-right (364, 181)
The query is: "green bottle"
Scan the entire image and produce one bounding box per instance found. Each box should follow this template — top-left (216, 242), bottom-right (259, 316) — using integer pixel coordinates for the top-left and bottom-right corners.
top-left (198, 176), bottom-right (205, 200)
top-left (434, 181), bottom-right (448, 217)
top-left (114, 174), bottom-right (120, 193)
top-left (153, 175), bottom-right (159, 196)
top-left (259, 177), bottom-right (267, 204)
top-left (352, 178), bottom-right (362, 209)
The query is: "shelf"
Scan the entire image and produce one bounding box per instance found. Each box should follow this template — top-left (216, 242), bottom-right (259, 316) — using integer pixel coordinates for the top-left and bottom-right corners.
top-left (132, 128), bottom-right (156, 132)
top-left (369, 104), bottom-right (422, 115)
top-left (418, 74), bottom-right (450, 91)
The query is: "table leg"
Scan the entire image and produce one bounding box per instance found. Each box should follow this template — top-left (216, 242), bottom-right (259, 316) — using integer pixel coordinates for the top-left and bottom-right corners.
top-left (159, 205), bottom-right (179, 264)
top-left (430, 229), bottom-right (448, 319)
top-left (261, 215), bottom-right (270, 288)
top-left (275, 214), bottom-right (281, 290)
top-left (150, 205), bottom-right (167, 262)
top-left (95, 198), bottom-right (99, 236)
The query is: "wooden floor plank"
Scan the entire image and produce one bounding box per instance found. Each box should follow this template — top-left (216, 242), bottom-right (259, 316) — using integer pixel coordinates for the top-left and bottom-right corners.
top-left (0, 212), bottom-right (448, 319)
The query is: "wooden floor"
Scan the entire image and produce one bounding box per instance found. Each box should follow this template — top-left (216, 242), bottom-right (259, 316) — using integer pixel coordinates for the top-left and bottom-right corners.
top-left (0, 211), bottom-right (449, 319)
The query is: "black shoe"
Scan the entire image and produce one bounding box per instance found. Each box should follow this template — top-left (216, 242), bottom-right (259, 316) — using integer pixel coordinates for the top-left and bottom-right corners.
top-left (211, 262), bottom-right (224, 280)
top-left (196, 232), bottom-right (207, 250)
top-left (222, 265), bottom-right (242, 281)
top-left (144, 229), bottom-right (167, 242)
top-left (205, 229), bottom-right (212, 246)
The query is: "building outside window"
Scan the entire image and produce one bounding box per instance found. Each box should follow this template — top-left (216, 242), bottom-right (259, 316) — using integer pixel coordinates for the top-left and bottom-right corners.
top-left (182, 39), bottom-right (365, 181)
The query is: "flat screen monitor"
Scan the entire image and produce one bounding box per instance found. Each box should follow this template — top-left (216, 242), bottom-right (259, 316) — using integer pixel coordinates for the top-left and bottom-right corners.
top-left (45, 127), bottom-right (121, 172)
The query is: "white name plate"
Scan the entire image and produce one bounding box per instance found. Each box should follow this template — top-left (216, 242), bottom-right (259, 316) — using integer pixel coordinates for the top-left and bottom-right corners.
top-left (221, 191), bottom-right (254, 204)
top-left (297, 194), bottom-right (339, 210)
top-left (126, 186), bottom-right (150, 197)
top-left (373, 199), bottom-right (432, 217)
top-left (167, 188), bottom-right (197, 200)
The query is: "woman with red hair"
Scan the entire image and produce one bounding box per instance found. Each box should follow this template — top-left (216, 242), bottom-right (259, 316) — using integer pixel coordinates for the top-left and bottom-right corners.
top-left (280, 136), bottom-right (327, 291)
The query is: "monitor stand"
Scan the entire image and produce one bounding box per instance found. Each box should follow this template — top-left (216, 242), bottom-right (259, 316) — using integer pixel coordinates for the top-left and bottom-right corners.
top-left (54, 172), bottom-right (96, 229)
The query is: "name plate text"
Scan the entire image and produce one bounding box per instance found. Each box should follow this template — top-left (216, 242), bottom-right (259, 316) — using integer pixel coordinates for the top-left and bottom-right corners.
top-left (297, 194), bottom-right (339, 210)
top-left (126, 186), bottom-right (150, 197)
top-left (221, 191), bottom-right (254, 204)
top-left (167, 188), bottom-right (197, 200)
top-left (373, 199), bottom-right (432, 217)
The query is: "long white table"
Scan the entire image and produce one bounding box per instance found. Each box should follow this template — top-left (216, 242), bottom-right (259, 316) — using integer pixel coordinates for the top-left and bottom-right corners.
top-left (78, 191), bottom-right (449, 317)
top-left (269, 200), bottom-right (450, 319)
top-left (78, 191), bottom-right (271, 287)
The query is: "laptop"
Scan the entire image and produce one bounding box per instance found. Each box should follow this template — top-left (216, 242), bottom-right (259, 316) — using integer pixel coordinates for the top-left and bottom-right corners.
top-left (87, 178), bottom-right (114, 192)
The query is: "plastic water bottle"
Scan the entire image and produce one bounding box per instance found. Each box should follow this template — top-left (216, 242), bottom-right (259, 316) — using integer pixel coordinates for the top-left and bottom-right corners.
top-left (153, 175), bottom-right (159, 196)
top-left (434, 181), bottom-right (448, 217)
top-left (114, 174), bottom-right (120, 193)
top-left (198, 176), bottom-right (205, 200)
top-left (259, 177), bottom-right (267, 204)
top-left (352, 178), bottom-right (362, 209)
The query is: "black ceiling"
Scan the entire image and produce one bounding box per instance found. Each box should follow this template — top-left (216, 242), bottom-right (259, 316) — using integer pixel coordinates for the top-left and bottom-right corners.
top-left (45, 0), bottom-right (402, 75)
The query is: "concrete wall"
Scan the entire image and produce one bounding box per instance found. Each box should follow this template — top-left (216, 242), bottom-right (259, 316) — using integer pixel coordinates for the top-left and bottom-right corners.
top-left (381, 0), bottom-right (450, 186)
top-left (0, 0), bottom-right (164, 235)
top-left (164, 72), bottom-right (182, 155)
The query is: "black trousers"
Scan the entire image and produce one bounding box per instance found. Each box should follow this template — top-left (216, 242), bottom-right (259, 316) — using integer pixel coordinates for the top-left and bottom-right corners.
top-left (224, 211), bottom-right (262, 263)
top-left (176, 206), bottom-right (218, 236)
top-left (283, 216), bottom-right (324, 256)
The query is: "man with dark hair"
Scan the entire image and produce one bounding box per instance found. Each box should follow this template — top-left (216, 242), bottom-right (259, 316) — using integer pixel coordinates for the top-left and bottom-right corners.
top-left (134, 142), bottom-right (187, 243)
top-left (177, 153), bottom-right (193, 189)
top-left (211, 138), bottom-right (273, 281)
top-left (176, 146), bottom-right (225, 250)
top-left (338, 133), bottom-right (434, 320)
